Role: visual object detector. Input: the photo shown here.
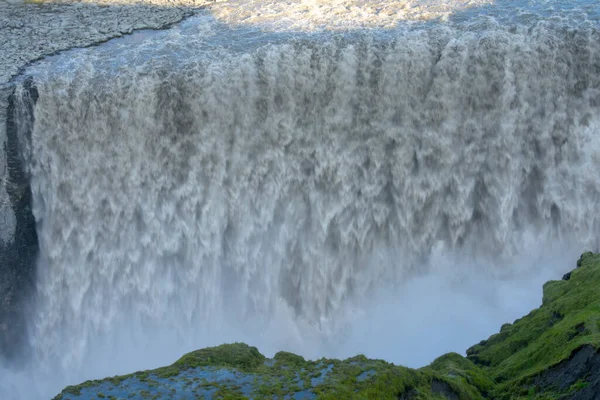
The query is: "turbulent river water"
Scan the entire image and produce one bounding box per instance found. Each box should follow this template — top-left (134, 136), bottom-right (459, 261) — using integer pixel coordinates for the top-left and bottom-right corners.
top-left (3, 0), bottom-right (600, 398)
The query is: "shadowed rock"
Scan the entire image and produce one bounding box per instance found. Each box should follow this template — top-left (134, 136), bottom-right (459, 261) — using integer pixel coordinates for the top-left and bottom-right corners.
top-left (0, 77), bottom-right (38, 361)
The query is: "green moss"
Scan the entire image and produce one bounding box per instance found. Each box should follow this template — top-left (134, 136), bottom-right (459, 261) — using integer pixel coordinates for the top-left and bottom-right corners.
top-left (61, 379), bottom-right (103, 397)
top-left (467, 252), bottom-right (600, 398)
top-left (174, 343), bottom-right (265, 372)
top-left (153, 365), bottom-right (181, 378)
top-left (53, 348), bottom-right (482, 399)
top-left (273, 351), bottom-right (306, 366)
top-left (426, 352), bottom-right (493, 396)
top-left (569, 379), bottom-right (589, 392)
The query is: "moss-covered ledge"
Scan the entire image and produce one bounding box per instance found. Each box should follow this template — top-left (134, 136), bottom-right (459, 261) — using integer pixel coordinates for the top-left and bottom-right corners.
top-left (53, 252), bottom-right (600, 400)
top-left (466, 251), bottom-right (600, 399)
top-left (54, 342), bottom-right (489, 400)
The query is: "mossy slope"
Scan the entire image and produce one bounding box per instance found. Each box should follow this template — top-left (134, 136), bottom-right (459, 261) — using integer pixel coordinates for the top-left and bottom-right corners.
top-left (466, 251), bottom-right (600, 399)
top-left (54, 252), bottom-right (600, 400)
top-left (54, 342), bottom-right (486, 400)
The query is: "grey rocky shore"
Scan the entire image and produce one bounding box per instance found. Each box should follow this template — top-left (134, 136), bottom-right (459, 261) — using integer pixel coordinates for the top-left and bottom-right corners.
top-left (0, 0), bottom-right (213, 361)
top-left (0, 0), bottom-right (228, 85)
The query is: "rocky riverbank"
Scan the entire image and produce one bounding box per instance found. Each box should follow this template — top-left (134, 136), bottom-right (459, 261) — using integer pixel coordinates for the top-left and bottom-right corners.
top-left (53, 252), bottom-right (600, 399)
top-left (0, 1), bottom-right (208, 85)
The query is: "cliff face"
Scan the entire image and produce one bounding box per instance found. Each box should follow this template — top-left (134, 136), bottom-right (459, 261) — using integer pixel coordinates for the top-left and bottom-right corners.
top-left (0, 0), bottom-right (211, 363)
top-left (0, 79), bottom-right (38, 361)
top-left (53, 253), bottom-right (600, 399)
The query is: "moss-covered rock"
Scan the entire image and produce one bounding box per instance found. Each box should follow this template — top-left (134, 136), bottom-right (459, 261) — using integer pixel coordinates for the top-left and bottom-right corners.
top-left (54, 252), bottom-right (600, 400)
top-left (173, 343), bottom-right (266, 372)
top-left (53, 343), bottom-right (484, 400)
top-left (466, 251), bottom-right (600, 399)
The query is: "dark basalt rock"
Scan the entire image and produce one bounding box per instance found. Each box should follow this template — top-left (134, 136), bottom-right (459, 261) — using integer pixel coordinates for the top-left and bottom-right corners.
top-left (534, 345), bottom-right (600, 398)
top-left (0, 77), bottom-right (39, 361)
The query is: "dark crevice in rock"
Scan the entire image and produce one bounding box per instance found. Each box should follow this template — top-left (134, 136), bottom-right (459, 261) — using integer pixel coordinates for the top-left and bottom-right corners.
top-left (0, 76), bottom-right (39, 362)
top-left (548, 311), bottom-right (564, 327)
top-left (567, 323), bottom-right (588, 341)
top-left (431, 378), bottom-right (459, 400)
top-left (467, 354), bottom-right (491, 367)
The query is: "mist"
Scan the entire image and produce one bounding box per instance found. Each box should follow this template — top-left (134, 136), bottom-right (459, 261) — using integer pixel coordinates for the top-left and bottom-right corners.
top-left (337, 245), bottom-right (577, 367)
top-left (0, 240), bottom-right (578, 399)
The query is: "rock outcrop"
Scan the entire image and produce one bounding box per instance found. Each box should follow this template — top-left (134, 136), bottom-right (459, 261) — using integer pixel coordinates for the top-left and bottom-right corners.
top-left (54, 343), bottom-right (487, 400)
top-left (0, 78), bottom-right (39, 361)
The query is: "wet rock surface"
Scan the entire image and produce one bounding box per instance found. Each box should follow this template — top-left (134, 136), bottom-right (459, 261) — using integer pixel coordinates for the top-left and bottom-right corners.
top-left (0, 77), bottom-right (39, 361)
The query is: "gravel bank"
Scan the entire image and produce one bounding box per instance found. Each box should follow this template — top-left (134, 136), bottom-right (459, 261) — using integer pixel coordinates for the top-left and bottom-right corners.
top-left (0, 1), bottom-right (211, 85)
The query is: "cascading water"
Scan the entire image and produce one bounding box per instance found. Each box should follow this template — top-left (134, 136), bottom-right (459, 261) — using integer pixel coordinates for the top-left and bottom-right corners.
top-left (2, 1), bottom-right (600, 398)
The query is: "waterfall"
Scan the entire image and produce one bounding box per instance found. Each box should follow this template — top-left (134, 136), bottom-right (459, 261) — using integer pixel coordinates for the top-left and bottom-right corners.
top-left (3, 6), bottom-right (600, 398)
